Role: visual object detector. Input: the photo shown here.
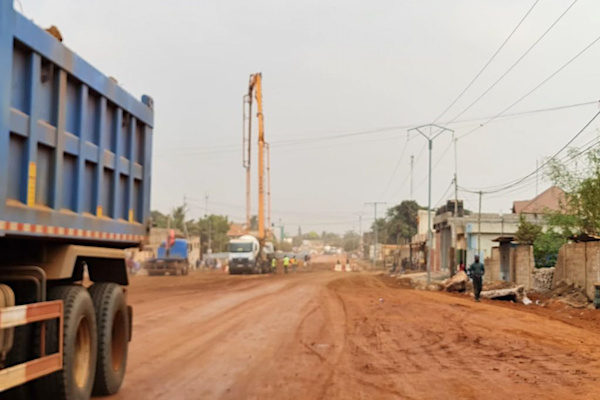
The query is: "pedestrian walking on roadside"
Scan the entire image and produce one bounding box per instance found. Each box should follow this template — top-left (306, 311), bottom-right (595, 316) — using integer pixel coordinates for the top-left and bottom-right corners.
top-left (291, 255), bottom-right (297, 273)
top-left (283, 255), bottom-right (290, 274)
top-left (467, 255), bottom-right (485, 302)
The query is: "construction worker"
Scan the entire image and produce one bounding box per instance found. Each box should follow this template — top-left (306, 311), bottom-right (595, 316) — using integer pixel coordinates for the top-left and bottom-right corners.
top-left (271, 257), bottom-right (277, 273)
top-left (283, 255), bottom-right (290, 274)
top-left (467, 254), bottom-right (485, 302)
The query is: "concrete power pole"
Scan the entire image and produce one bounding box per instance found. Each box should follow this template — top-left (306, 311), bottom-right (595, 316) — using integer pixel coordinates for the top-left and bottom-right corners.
top-left (478, 191), bottom-right (482, 258)
top-left (205, 192), bottom-right (212, 254)
top-left (410, 155), bottom-right (414, 200)
top-left (453, 138), bottom-right (458, 275)
top-left (356, 212), bottom-right (365, 258)
top-left (408, 124), bottom-right (453, 284)
top-left (365, 202), bottom-right (386, 267)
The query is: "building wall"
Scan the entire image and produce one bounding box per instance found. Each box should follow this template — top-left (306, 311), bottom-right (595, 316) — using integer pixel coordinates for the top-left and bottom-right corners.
top-left (513, 244), bottom-right (534, 290)
top-left (482, 244), bottom-right (533, 287)
top-left (417, 209), bottom-right (432, 236)
top-left (433, 231), bottom-right (441, 272)
top-left (484, 247), bottom-right (500, 282)
top-left (554, 241), bottom-right (600, 299)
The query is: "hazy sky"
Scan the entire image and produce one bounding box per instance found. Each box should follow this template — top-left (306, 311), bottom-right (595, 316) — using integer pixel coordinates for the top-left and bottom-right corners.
top-left (22, 0), bottom-right (600, 234)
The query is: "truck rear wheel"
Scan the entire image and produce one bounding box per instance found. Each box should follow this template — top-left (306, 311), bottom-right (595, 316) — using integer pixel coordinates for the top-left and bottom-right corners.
top-left (35, 285), bottom-right (97, 400)
top-left (88, 283), bottom-right (129, 396)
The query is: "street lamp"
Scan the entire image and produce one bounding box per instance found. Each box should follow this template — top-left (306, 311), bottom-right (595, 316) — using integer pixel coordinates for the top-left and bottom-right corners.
top-left (407, 124), bottom-right (454, 284)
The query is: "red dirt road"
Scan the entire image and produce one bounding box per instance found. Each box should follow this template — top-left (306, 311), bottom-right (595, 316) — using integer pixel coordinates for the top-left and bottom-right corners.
top-left (109, 269), bottom-right (600, 399)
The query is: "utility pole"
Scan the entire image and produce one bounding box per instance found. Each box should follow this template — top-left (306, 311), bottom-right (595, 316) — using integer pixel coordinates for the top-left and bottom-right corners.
top-left (453, 137), bottom-right (458, 217)
top-left (182, 194), bottom-right (189, 240)
top-left (205, 192), bottom-right (212, 254)
top-left (365, 202), bottom-right (386, 267)
top-left (410, 155), bottom-right (414, 200)
top-left (356, 212), bottom-right (365, 258)
top-left (477, 191), bottom-right (482, 258)
top-left (166, 214), bottom-right (172, 257)
top-left (453, 137), bottom-right (459, 275)
top-left (535, 159), bottom-right (539, 198)
top-left (408, 124), bottom-right (453, 284)
top-left (243, 93), bottom-right (252, 231)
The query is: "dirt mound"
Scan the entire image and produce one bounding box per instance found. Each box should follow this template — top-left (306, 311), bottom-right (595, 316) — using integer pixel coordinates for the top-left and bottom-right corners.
top-left (549, 280), bottom-right (590, 308)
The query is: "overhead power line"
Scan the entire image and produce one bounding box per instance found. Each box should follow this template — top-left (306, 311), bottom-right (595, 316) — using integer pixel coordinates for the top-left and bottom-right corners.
top-left (447, 0), bottom-right (579, 124)
top-left (155, 100), bottom-right (599, 159)
top-left (379, 135), bottom-right (411, 199)
top-left (432, 0), bottom-right (540, 123)
top-left (460, 109), bottom-right (600, 195)
top-left (459, 32), bottom-right (600, 140)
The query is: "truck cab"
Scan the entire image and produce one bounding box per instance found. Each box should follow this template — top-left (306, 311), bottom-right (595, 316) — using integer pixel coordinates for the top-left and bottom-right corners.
top-left (144, 239), bottom-right (190, 276)
top-left (228, 236), bottom-right (259, 274)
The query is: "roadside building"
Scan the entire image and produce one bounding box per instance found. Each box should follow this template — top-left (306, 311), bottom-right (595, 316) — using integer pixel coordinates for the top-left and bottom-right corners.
top-left (410, 209), bottom-right (434, 271)
top-left (432, 186), bottom-right (565, 275)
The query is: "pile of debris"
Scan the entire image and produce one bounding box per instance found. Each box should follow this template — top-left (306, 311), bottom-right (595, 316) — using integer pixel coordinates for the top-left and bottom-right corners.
top-left (532, 267), bottom-right (555, 292)
top-left (480, 285), bottom-right (525, 302)
top-left (441, 272), bottom-right (527, 302)
top-left (549, 280), bottom-right (590, 308)
top-left (442, 271), bottom-right (469, 292)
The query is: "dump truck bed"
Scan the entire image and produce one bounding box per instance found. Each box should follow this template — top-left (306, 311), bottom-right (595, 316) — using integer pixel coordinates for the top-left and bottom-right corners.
top-left (0, 2), bottom-right (154, 248)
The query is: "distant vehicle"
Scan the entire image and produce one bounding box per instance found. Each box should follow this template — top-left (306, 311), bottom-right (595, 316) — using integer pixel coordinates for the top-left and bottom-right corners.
top-left (324, 246), bottom-right (339, 255)
top-left (228, 235), bottom-right (273, 274)
top-left (144, 236), bottom-right (190, 276)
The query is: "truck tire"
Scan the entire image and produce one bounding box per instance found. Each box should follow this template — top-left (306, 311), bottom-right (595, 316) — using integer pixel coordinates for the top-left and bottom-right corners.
top-left (88, 283), bottom-right (129, 396)
top-left (35, 285), bottom-right (97, 400)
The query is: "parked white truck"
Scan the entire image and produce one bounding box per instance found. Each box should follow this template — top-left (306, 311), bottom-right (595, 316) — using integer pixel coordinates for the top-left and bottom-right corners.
top-left (228, 235), bottom-right (274, 274)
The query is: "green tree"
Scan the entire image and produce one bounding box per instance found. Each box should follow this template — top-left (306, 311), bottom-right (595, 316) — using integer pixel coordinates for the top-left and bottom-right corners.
top-left (171, 205), bottom-right (187, 232)
top-left (385, 200), bottom-right (421, 243)
top-left (322, 232), bottom-right (343, 247)
top-left (151, 210), bottom-right (168, 228)
top-left (533, 230), bottom-right (565, 268)
top-left (197, 215), bottom-right (230, 254)
top-left (292, 235), bottom-right (303, 247)
top-left (343, 231), bottom-right (360, 252)
top-left (547, 147), bottom-right (600, 235)
top-left (371, 218), bottom-right (389, 244)
top-left (303, 231), bottom-right (320, 240)
top-left (250, 215), bottom-right (258, 231)
top-left (515, 215), bottom-right (542, 244)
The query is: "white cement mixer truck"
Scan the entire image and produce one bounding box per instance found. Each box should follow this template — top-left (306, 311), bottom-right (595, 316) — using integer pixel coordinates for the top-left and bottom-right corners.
top-left (228, 235), bottom-right (274, 274)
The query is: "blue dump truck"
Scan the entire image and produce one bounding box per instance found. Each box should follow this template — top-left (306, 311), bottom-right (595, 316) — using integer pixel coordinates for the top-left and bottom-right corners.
top-left (0, 2), bottom-right (153, 399)
top-left (144, 237), bottom-right (190, 276)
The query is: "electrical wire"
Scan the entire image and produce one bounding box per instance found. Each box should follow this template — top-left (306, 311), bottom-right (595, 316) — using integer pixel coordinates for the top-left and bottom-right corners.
top-left (458, 33), bottom-right (600, 140)
top-left (379, 135), bottom-right (412, 199)
top-left (460, 109), bottom-right (600, 194)
top-left (432, 0), bottom-right (541, 123)
top-left (434, 180), bottom-right (455, 208)
top-left (156, 99), bottom-right (599, 157)
top-left (447, 0), bottom-right (579, 125)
